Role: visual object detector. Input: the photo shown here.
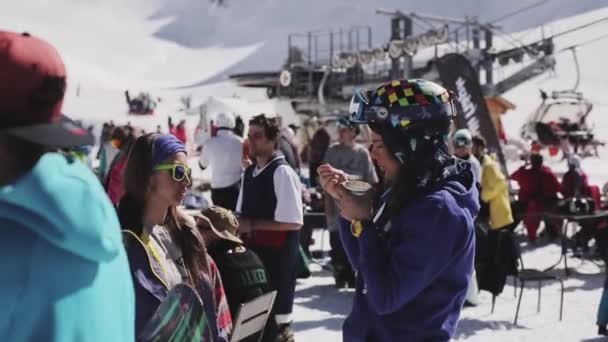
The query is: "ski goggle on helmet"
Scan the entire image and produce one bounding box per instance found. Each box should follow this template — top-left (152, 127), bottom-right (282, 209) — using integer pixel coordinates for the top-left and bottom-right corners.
top-left (452, 128), bottom-right (473, 148)
top-left (349, 79), bottom-right (456, 137)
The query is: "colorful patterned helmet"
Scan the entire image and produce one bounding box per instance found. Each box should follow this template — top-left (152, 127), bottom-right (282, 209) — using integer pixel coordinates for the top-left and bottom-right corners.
top-left (349, 79), bottom-right (455, 138)
top-left (349, 79), bottom-right (455, 165)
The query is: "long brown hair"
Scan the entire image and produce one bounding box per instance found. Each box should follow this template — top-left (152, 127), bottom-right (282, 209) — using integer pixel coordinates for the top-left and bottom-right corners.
top-left (118, 133), bottom-right (210, 288)
top-left (382, 133), bottom-right (453, 217)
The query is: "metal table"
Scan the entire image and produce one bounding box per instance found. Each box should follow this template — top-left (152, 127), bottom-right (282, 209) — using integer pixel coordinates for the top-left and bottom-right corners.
top-left (543, 210), bottom-right (608, 276)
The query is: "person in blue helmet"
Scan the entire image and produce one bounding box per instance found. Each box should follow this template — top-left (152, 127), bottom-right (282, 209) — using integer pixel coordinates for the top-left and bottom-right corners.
top-left (318, 79), bottom-right (479, 342)
top-left (452, 128), bottom-right (481, 184)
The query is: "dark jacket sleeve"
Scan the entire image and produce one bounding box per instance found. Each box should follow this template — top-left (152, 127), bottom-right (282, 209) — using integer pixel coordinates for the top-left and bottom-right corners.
top-left (561, 172), bottom-right (574, 198)
top-left (356, 192), bottom-right (470, 315)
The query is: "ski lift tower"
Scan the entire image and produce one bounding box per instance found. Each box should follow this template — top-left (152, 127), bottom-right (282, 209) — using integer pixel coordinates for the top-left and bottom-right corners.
top-left (229, 7), bottom-right (557, 116)
top-left (375, 8), bottom-right (557, 96)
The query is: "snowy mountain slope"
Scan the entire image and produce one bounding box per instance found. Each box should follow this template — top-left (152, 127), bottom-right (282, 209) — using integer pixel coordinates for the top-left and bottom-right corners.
top-left (0, 0), bottom-right (262, 90)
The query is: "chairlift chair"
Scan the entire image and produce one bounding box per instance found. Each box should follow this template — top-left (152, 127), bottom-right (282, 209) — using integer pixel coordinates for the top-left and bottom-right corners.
top-left (520, 90), bottom-right (596, 156)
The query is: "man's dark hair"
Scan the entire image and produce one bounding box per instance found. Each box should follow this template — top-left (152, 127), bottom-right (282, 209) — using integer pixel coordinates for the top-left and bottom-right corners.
top-left (288, 123), bottom-right (299, 133)
top-left (471, 135), bottom-right (486, 148)
top-left (249, 114), bottom-right (280, 141)
top-left (234, 116), bottom-right (245, 137)
top-left (338, 117), bottom-right (360, 136)
top-left (111, 126), bottom-right (128, 141)
top-left (530, 153), bottom-right (544, 168)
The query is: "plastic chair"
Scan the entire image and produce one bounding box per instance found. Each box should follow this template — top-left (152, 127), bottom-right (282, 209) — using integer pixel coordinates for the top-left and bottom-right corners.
top-left (513, 256), bottom-right (564, 325)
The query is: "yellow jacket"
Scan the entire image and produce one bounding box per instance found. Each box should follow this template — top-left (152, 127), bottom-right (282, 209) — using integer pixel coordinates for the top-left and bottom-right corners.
top-left (479, 154), bottom-right (514, 229)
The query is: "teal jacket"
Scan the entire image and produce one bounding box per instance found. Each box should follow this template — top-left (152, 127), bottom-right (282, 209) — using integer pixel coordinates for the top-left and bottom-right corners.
top-left (0, 153), bottom-right (135, 341)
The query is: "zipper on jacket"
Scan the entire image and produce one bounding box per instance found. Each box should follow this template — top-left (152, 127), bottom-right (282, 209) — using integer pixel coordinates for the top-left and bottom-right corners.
top-left (123, 229), bottom-right (170, 291)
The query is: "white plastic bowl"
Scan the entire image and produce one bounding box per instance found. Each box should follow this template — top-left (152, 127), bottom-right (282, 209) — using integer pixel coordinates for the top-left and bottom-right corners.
top-left (343, 180), bottom-right (372, 196)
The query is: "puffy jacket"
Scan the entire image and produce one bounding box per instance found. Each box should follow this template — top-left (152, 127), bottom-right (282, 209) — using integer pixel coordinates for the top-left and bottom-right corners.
top-left (0, 153), bottom-right (135, 341)
top-left (340, 167), bottom-right (479, 342)
top-left (106, 152), bottom-right (128, 207)
top-left (511, 165), bottom-right (560, 203)
top-left (479, 154), bottom-right (514, 230)
top-left (122, 229), bottom-right (230, 342)
top-left (175, 126), bottom-right (187, 144)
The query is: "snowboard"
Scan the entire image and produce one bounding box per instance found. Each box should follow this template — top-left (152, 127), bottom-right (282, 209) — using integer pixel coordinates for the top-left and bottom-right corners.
top-left (139, 283), bottom-right (211, 342)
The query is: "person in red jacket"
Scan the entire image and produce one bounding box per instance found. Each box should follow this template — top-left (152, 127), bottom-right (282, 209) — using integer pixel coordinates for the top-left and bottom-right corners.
top-left (511, 153), bottom-right (561, 243)
top-left (562, 155), bottom-right (604, 253)
top-left (174, 119), bottom-right (187, 144)
top-left (105, 126), bottom-right (137, 207)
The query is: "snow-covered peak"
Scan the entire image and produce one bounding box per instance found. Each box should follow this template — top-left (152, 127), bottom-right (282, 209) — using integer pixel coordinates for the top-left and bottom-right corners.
top-left (0, 0), bottom-right (262, 89)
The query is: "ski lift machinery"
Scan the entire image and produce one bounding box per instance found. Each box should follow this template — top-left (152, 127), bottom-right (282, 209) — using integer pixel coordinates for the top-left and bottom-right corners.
top-left (521, 40), bottom-right (603, 156)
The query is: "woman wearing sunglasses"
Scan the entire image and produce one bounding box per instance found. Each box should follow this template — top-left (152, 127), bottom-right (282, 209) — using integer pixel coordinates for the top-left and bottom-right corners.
top-left (118, 133), bottom-right (232, 341)
top-left (319, 79), bottom-right (479, 342)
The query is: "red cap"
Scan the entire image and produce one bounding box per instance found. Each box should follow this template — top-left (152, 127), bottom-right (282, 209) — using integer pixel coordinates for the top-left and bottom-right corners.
top-left (0, 31), bottom-right (92, 147)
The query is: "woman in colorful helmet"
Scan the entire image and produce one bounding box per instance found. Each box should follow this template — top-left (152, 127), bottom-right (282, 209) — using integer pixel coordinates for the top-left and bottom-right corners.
top-left (319, 79), bottom-right (479, 342)
top-left (118, 133), bottom-right (232, 341)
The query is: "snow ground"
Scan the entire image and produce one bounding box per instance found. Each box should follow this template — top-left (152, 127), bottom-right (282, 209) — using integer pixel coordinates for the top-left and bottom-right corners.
top-left (292, 229), bottom-right (607, 341)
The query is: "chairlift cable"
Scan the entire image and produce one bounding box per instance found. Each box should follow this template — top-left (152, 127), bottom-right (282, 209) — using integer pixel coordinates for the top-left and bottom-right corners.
top-left (491, 20), bottom-right (608, 77)
top-left (473, 0), bottom-right (550, 58)
top-left (487, 7), bottom-right (608, 62)
top-left (553, 33), bottom-right (608, 91)
top-left (550, 16), bottom-right (608, 39)
top-left (488, 0), bottom-right (551, 24)
top-left (571, 48), bottom-right (581, 91)
top-left (411, 15), bottom-right (438, 30)
top-left (557, 32), bottom-right (608, 53)
top-left (490, 26), bottom-right (540, 54)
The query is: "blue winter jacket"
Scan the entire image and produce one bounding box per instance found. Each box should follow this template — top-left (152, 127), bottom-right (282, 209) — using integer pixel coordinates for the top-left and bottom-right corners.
top-left (340, 176), bottom-right (479, 341)
top-left (0, 153), bottom-right (135, 341)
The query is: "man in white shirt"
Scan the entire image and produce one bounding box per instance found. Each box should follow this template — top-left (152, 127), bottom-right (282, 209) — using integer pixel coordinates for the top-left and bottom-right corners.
top-left (236, 114), bottom-right (303, 342)
top-left (199, 112), bottom-right (243, 211)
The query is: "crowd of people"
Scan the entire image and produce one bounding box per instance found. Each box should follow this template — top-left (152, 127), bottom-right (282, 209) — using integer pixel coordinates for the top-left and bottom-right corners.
top-left (88, 113), bottom-right (304, 341)
top-left (0, 30), bottom-right (305, 342)
top-left (3, 29), bottom-right (608, 342)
